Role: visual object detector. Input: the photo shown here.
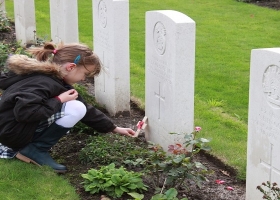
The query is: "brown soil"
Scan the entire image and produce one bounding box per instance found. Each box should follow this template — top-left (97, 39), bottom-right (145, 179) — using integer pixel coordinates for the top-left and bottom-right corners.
top-left (1, 2), bottom-right (279, 199)
top-left (251, 0), bottom-right (280, 10)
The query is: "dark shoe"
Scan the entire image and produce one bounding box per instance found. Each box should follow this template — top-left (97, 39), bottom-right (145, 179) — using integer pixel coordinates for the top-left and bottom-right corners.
top-left (16, 144), bottom-right (67, 173)
top-left (16, 122), bottom-right (70, 173)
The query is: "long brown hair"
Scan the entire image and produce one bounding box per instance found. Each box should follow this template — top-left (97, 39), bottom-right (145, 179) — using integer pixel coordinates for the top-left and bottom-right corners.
top-left (27, 42), bottom-right (102, 77)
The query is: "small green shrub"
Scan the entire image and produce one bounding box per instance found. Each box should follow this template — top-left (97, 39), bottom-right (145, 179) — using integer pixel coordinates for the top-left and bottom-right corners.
top-left (125, 127), bottom-right (212, 192)
top-left (150, 188), bottom-right (188, 200)
top-left (79, 133), bottom-right (150, 166)
top-left (128, 188), bottom-right (188, 200)
top-left (0, 41), bottom-right (28, 68)
top-left (0, 9), bottom-right (12, 32)
top-left (0, 43), bottom-right (9, 67)
top-left (81, 163), bottom-right (148, 198)
top-left (71, 121), bottom-right (95, 134)
top-left (74, 83), bottom-right (99, 107)
top-left (0, 11), bottom-right (31, 68)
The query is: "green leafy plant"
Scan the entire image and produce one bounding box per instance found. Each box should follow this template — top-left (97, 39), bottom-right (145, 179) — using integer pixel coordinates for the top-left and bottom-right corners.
top-left (257, 181), bottom-right (280, 200)
top-left (73, 83), bottom-right (99, 107)
top-left (151, 188), bottom-right (188, 200)
top-left (81, 163), bottom-right (148, 198)
top-left (127, 192), bottom-right (145, 200)
top-left (0, 41), bottom-right (28, 68)
top-left (127, 188), bottom-right (188, 200)
top-left (125, 127), bottom-right (212, 192)
top-left (0, 9), bottom-right (12, 32)
top-left (79, 133), bottom-right (150, 166)
top-left (0, 11), bottom-right (29, 69)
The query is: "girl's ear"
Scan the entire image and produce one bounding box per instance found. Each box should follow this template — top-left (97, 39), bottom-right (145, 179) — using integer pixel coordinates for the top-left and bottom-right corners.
top-left (65, 63), bottom-right (77, 71)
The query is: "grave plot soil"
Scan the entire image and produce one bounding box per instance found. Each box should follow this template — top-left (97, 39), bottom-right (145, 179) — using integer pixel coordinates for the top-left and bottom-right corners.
top-left (52, 82), bottom-right (247, 200)
top-left (1, 2), bottom-right (279, 199)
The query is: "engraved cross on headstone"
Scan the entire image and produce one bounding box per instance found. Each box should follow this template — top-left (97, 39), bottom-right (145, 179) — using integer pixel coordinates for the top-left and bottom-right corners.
top-left (154, 82), bottom-right (165, 120)
top-left (260, 143), bottom-right (280, 183)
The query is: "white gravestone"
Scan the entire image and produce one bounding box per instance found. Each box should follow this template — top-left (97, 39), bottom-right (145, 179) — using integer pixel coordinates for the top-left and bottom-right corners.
top-left (93, 0), bottom-right (130, 117)
top-left (14, 0), bottom-right (36, 46)
top-left (145, 10), bottom-right (195, 151)
top-left (246, 48), bottom-right (280, 200)
top-left (50, 0), bottom-right (79, 44)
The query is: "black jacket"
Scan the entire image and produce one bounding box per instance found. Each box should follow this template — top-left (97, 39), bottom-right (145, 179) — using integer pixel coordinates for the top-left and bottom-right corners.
top-left (0, 55), bottom-right (116, 149)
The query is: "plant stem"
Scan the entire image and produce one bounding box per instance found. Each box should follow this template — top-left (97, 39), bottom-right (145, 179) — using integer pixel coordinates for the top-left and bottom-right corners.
top-left (160, 178), bottom-right (167, 194)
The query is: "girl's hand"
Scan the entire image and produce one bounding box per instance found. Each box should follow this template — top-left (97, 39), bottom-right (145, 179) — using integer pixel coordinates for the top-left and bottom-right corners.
top-left (113, 127), bottom-right (136, 137)
top-left (57, 89), bottom-right (78, 103)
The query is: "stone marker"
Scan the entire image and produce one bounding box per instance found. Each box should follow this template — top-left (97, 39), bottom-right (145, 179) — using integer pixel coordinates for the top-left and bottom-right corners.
top-left (14, 0), bottom-right (36, 46)
top-left (93, 0), bottom-right (130, 116)
top-left (145, 10), bottom-right (195, 151)
top-left (0, 0), bottom-right (5, 13)
top-left (50, 0), bottom-right (79, 44)
top-left (246, 48), bottom-right (280, 200)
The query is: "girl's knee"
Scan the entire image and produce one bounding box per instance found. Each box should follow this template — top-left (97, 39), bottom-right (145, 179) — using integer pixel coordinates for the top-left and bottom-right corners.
top-left (65, 100), bottom-right (87, 119)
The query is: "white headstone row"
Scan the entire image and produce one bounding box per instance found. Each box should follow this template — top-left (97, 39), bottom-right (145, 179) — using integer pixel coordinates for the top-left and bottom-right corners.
top-left (13, 0), bottom-right (79, 46)
top-left (11, 0), bottom-right (197, 147)
top-left (12, 0), bottom-right (130, 117)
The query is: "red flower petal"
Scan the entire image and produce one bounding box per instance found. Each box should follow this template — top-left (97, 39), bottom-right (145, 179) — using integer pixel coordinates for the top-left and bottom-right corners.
top-left (226, 186), bottom-right (234, 191)
top-left (175, 143), bottom-right (182, 147)
top-left (215, 180), bottom-right (225, 184)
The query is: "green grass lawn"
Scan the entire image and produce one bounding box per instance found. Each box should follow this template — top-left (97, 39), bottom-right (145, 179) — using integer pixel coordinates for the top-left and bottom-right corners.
top-left (3, 0), bottom-right (280, 185)
top-left (0, 159), bottom-right (79, 200)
